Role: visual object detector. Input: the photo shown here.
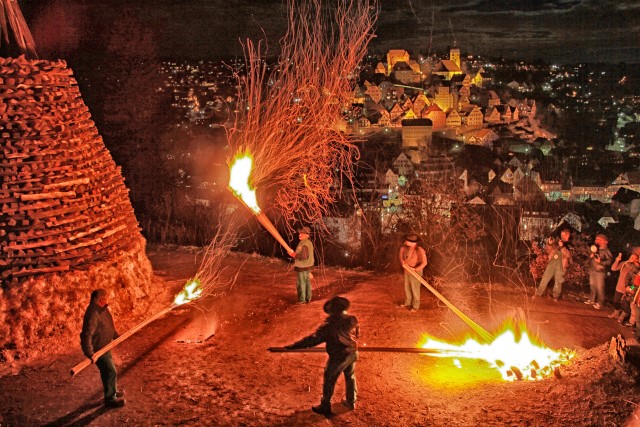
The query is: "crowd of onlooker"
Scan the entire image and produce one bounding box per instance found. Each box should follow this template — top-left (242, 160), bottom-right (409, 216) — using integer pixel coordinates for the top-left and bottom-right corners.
top-left (530, 228), bottom-right (640, 342)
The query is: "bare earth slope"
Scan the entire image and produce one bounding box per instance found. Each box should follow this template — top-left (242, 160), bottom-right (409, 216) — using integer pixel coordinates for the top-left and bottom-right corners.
top-left (1, 245), bottom-right (639, 426)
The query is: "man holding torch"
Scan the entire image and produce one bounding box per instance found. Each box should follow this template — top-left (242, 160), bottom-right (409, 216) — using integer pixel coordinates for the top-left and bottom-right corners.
top-left (284, 296), bottom-right (359, 417)
top-left (289, 226), bottom-right (315, 304)
top-left (80, 289), bottom-right (125, 408)
top-left (399, 234), bottom-right (428, 312)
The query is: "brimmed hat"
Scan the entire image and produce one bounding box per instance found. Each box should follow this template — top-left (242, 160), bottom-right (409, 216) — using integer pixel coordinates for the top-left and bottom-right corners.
top-left (405, 234), bottom-right (418, 243)
top-left (323, 296), bottom-right (350, 315)
top-left (299, 226), bottom-right (311, 235)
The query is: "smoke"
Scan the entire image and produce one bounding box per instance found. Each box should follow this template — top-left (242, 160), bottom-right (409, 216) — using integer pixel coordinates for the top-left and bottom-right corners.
top-left (30, 0), bottom-right (86, 58)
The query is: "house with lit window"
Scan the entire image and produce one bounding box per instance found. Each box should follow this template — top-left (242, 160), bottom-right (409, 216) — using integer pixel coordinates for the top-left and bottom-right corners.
top-left (459, 105), bottom-right (483, 128)
top-left (611, 187), bottom-right (640, 220)
top-left (365, 84), bottom-right (382, 103)
top-left (484, 106), bottom-right (502, 124)
top-left (433, 59), bottom-right (462, 80)
top-left (446, 109), bottom-right (462, 128)
top-left (422, 104), bottom-right (446, 129)
top-left (519, 211), bottom-right (554, 241)
top-left (433, 83), bottom-right (455, 111)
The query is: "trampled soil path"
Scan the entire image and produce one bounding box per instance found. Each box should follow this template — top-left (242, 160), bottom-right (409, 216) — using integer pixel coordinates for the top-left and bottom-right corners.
top-left (1, 246), bottom-right (640, 426)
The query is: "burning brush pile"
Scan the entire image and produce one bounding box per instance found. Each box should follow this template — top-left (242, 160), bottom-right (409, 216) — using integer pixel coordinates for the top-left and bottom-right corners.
top-left (0, 56), bottom-right (155, 363)
top-left (419, 321), bottom-right (576, 382)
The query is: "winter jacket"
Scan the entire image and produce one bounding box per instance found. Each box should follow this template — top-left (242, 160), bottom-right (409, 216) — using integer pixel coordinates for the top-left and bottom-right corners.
top-left (294, 239), bottom-right (314, 272)
top-left (80, 302), bottom-right (118, 358)
top-left (288, 313), bottom-right (359, 359)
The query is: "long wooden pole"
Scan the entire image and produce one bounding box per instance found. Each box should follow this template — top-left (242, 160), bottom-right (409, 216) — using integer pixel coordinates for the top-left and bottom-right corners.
top-left (228, 187), bottom-right (294, 254)
top-left (403, 266), bottom-right (494, 343)
top-left (268, 347), bottom-right (458, 355)
top-left (254, 212), bottom-right (294, 254)
top-left (70, 304), bottom-right (176, 377)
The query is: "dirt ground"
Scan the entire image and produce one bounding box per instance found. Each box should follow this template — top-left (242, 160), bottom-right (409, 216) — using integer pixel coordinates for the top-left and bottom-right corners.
top-left (1, 245), bottom-right (640, 427)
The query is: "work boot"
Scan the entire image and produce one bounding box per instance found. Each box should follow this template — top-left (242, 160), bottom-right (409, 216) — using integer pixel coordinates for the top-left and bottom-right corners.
top-left (311, 404), bottom-right (333, 417)
top-left (105, 398), bottom-right (126, 408)
top-left (116, 390), bottom-right (125, 398)
top-left (342, 400), bottom-right (356, 411)
top-left (608, 310), bottom-right (621, 319)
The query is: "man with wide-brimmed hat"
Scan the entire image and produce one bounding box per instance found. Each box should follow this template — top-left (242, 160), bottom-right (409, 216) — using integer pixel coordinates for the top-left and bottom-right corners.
top-left (398, 234), bottom-right (428, 312)
top-left (289, 226), bottom-right (315, 304)
top-left (285, 296), bottom-right (359, 417)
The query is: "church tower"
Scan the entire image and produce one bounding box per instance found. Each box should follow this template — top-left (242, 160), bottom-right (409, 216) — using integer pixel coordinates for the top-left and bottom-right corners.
top-left (449, 45), bottom-right (460, 68)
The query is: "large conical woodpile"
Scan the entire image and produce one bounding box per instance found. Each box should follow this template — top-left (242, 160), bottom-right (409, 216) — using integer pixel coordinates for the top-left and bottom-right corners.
top-left (0, 55), bottom-right (155, 360)
top-left (0, 56), bottom-right (142, 281)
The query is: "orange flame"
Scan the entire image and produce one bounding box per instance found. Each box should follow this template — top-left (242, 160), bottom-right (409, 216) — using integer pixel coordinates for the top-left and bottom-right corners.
top-left (229, 152), bottom-right (261, 213)
top-left (173, 279), bottom-right (203, 306)
top-left (420, 321), bottom-right (575, 381)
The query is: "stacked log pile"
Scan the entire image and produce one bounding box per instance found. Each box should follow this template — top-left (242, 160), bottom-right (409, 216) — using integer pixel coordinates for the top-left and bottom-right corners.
top-left (0, 56), bottom-right (142, 285)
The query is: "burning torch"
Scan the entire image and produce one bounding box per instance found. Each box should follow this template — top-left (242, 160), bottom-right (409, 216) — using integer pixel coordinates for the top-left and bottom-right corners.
top-left (70, 279), bottom-right (203, 377)
top-left (228, 153), bottom-right (294, 254)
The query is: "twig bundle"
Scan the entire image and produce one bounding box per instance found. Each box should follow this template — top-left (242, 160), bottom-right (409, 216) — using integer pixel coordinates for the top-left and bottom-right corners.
top-left (227, 0), bottom-right (377, 226)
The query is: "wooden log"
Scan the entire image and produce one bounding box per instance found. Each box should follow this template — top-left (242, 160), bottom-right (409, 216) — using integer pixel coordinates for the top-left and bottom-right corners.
top-left (3, 237), bottom-right (67, 252)
top-left (13, 264), bottom-right (70, 277)
top-left (19, 191), bottom-right (76, 201)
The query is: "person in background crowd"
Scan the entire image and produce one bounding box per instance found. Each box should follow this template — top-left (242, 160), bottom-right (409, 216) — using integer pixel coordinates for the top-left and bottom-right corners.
top-left (289, 226), bottom-right (315, 304)
top-left (284, 296), bottom-right (359, 417)
top-left (80, 289), bottom-right (125, 408)
top-left (534, 229), bottom-right (572, 301)
top-left (398, 234), bottom-right (428, 312)
top-left (608, 250), bottom-right (640, 321)
top-left (585, 234), bottom-right (613, 310)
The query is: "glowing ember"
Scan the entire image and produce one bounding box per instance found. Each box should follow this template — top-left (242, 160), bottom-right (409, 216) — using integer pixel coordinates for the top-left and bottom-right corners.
top-left (229, 153), bottom-right (260, 214)
top-left (173, 279), bottom-right (203, 306)
top-left (420, 322), bottom-right (575, 381)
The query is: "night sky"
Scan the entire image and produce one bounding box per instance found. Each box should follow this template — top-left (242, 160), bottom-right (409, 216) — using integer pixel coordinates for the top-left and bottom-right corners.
top-left (23, 0), bottom-right (640, 64)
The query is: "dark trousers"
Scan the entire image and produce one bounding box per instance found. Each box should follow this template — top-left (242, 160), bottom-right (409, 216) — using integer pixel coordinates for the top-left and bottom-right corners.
top-left (613, 291), bottom-right (623, 310)
top-left (321, 352), bottom-right (358, 408)
top-left (96, 351), bottom-right (118, 402)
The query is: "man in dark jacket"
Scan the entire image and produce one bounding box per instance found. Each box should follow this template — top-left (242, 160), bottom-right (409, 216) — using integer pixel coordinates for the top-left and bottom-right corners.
top-left (80, 289), bottom-right (125, 408)
top-left (285, 296), bottom-right (359, 417)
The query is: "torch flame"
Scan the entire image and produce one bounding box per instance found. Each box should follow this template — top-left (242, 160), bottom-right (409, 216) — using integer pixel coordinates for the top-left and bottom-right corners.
top-left (420, 321), bottom-right (575, 381)
top-left (229, 153), bottom-right (261, 213)
top-left (173, 279), bottom-right (203, 306)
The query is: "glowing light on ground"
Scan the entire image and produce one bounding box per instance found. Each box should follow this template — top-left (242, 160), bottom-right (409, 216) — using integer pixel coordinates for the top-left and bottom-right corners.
top-left (419, 322), bottom-right (575, 381)
top-left (229, 153), bottom-right (260, 213)
top-left (174, 279), bottom-right (203, 306)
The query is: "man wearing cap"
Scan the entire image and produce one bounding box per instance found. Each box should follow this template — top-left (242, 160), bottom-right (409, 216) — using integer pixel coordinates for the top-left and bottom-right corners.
top-left (289, 226), bottom-right (315, 304)
top-left (399, 234), bottom-right (428, 312)
top-left (80, 289), bottom-right (125, 408)
top-left (586, 234), bottom-right (613, 309)
top-left (285, 296), bottom-right (359, 417)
